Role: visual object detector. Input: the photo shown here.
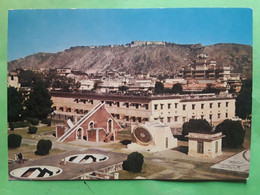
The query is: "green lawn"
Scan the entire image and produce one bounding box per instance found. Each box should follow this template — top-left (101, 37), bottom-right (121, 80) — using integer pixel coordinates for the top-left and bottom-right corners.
top-left (8, 143), bottom-right (66, 161)
top-left (8, 125), bottom-right (56, 140)
top-left (117, 128), bottom-right (131, 139)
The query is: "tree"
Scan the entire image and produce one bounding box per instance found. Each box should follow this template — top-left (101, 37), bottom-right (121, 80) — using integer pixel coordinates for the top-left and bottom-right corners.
top-left (182, 119), bottom-right (212, 138)
top-left (202, 83), bottom-right (220, 94)
top-left (35, 139), bottom-right (52, 155)
top-left (215, 119), bottom-right (245, 148)
top-left (28, 126), bottom-right (38, 134)
top-left (24, 80), bottom-right (53, 120)
top-left (8, 134), bottom-right (22, 148)
top-left (228, 86), bottom-right (236, 94)
top-left (18, 69), bottom-right (43, 87)
top-left (154, 81), bottom-right (164, 94)
top-left (61, 82), bottom-right (72, 92)
top-left (75, 81), bottom-right (81, 89)
top-left (236, 79), bottom-right (252, 119)
top-left (123, 152), bottom-right (144, 173)
top-left (172, 83), bottom-right (183, 94)
top-left (8, 87), bottom-right (24, 122)
top-left (118, 85), bottom-right (129, 92)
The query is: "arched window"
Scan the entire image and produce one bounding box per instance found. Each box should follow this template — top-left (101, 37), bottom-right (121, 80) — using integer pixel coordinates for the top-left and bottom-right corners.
top-left (77, 128), bottom-right (83, 140)
top-left (88, 121), bottom-right (94, 129)
top-left (107, 119), bottom-right (113, 133)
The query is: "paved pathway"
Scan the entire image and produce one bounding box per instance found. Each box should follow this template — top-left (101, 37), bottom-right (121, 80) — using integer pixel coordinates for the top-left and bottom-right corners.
top-left (22, 138), bottom-right (114, 152)
top-left (9, 148), bottom-right (127, 180)
top-left (22, 138), bottom-right (88, 151)
top-left (211, 149), bottom-right (250, 173)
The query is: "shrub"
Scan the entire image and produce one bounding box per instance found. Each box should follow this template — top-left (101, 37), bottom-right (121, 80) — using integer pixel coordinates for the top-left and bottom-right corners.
top-left (47, 120), bottom-right (51, 126)
top-left (28, 126), bottom-right (38, 134)
top-left (12, 121), bottom-right (30, 128)
top-left (122, 160), bottom-right (130, 171)
top-left (9, 123), bottom-right (15, 131)
top-left (35, 139), bottom-right (52, 155)
top-left (42, 118), bottom-right (51, 126)
top-left (8, 134), bottom-right (22, 148)
top-left (120, 140), bottom-right (132, 145)
top-left (26, 117), bottom-right (39, 125)
top-left (182, 119), bottom-right (212, 139)
top-left (215, 119), bottom-right (245, 148)
top-left (123, 152), bottom-right (144, 173)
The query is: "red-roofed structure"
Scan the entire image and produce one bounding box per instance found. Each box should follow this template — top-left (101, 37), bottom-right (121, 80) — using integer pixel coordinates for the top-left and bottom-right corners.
top-left (56, 102), bottom-right (122, 143)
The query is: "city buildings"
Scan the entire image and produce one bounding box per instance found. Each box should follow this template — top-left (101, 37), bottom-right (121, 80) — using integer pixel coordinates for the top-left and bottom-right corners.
top-left (7, 71), bottom-right (20, 89)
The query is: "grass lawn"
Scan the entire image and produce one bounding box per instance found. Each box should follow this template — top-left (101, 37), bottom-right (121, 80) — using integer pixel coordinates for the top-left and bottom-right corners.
top-left (8, 125), bottom-right (56, 140)
top-left (100, 142), bottom-right (127, 153)
top-left (118, 162), bottom-right (166, 179)
top-left (8, 143), bottom-right (67, 161)
top-left (117, 128), bottom-right (131, 140)
top-left (98, 128), bottom-right (132, 153)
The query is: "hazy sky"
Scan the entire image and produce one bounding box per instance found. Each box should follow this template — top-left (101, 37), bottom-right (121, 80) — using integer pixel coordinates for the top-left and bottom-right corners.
top-left (8, 8), bottom-right (252, 61)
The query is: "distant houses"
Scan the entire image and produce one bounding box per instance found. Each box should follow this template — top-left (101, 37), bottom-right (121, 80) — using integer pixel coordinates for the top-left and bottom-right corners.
top-left (8, 53), bottom-right (242, 132)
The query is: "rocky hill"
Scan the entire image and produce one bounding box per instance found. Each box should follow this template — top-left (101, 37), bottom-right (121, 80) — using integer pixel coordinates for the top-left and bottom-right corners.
top-left (8, 42), bottom-right (252, 78)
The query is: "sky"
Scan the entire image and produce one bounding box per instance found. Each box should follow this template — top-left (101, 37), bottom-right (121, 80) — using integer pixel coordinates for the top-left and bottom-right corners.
top-left (8, 8), bottom-right (252, 61)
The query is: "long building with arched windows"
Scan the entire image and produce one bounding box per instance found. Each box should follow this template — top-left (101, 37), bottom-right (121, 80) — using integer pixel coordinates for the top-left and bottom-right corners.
top-left (51, 91), bottom-right (236, 132)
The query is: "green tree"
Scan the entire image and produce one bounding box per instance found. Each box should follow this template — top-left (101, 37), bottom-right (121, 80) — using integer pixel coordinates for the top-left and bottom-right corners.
top-left (28, 126), bottom-right (38, 134)
top-left (8, 87), bottom-right (24, 122)
top-left (118, 85), bottom-right (129, 92)
top-left (18, 69), bottom-right (44, 87)
top-left (236, 79), bottom-right (252, 119)
top-left (154, 81), bottom-right (164, 94)
top-left (24, 80), bottom-right (53, 120)
top-left (228, 86), bottom-right (236, 94)
top-left (35, 139), bottom-right (52, 155)
top-left (75, 81), bottom-right (81, 89)
top-left (215, 119), bottom-right (245, 148)
top-left (182, 119), bottom-right (212, 138)
top-left (61, 82), bottom-right (72, 92)
top-left (8, 134), bottom-right (22, 148)
top-left (202, 83), bottom-right (220, 94)
top-left (172, 83), bottom-right (183, 94)
top-left (123, 152), bottom-right (144, 173)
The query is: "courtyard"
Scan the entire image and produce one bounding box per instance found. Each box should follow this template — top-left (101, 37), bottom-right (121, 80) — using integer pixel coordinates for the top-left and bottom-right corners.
top-left (8, 123), bottom-right (250, 180)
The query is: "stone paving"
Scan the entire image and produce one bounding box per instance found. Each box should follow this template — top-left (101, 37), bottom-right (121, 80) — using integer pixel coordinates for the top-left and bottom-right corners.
top-left (211, 149), bottom-right (250, 173)
top-left (17, 138), bottom-right (250, 180)
top-left (9, 148), bottom-right (127, 180)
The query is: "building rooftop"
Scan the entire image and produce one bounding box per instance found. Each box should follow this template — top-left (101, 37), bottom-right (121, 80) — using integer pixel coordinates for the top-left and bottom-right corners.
top-left (50, 91), bottom-right (235, 102)
top-left (186, 132), bottom-right (225, 141)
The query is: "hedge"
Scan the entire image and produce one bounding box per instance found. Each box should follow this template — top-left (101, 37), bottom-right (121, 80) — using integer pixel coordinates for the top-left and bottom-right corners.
top-left (35, 139), bottom-right (52, 155)
top-left (26, 117), bottom-right (39, 125)
top-left (41, 118), bottom-right (51, 126)
top-left (123, 152), bottom-right (144, 173)
top-left (8, 134), bottom-right (22, 148)
top-left (10, 121), bottom-right (30, 129)
top-left (28, 126), bottom-right (38, 134)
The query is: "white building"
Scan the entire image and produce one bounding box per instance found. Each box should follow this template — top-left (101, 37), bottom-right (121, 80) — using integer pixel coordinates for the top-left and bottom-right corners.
top-left (8, 72), bottom-right (20, 89)
top-left (186, 132), bottom-right (225, 158)
top-left (51, 92), bottom-right (236, 130)
top-left (128, 121), bottom-right (178, 152)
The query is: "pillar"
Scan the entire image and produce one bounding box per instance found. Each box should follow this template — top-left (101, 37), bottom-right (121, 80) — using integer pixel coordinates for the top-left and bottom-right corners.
top-left (113, 173), bottom-right (119, 179)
